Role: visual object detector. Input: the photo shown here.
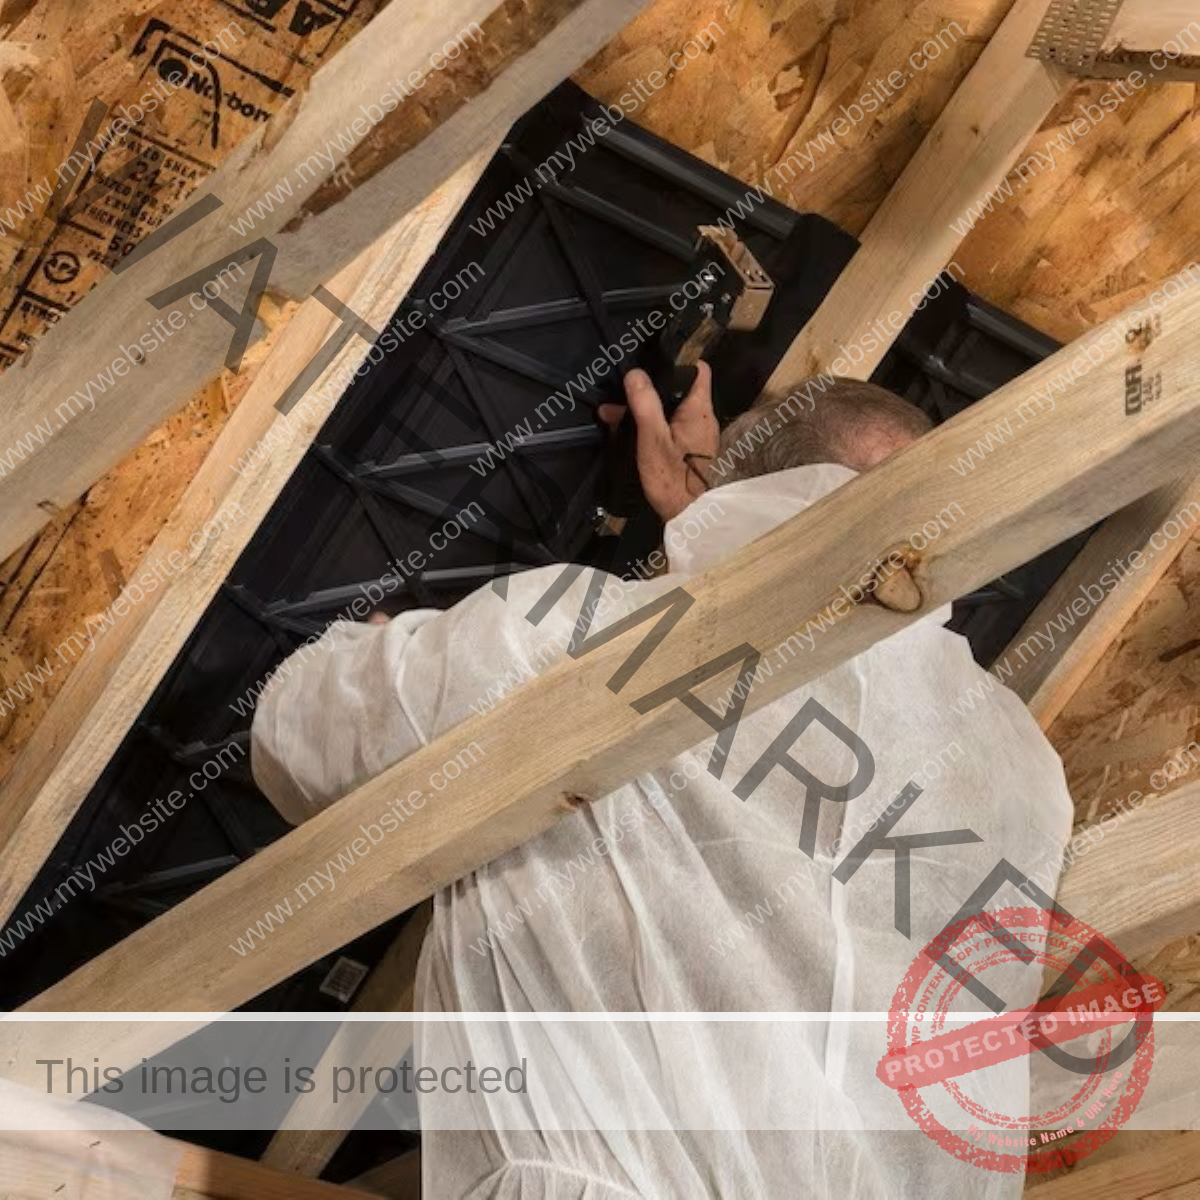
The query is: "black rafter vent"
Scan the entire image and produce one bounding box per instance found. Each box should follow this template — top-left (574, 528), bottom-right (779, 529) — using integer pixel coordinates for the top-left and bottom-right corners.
top-left (2, 84), bottom-right (1076, 1020)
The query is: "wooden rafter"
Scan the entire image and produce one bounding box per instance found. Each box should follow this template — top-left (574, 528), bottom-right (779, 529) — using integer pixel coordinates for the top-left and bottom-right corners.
top-left (1, 1134), bottom-right (379, 1200)
top-left (1057, 781), bottom-right (1200, 964)
top-left (172, 1141), bottom-right (380, 1199)
top-left (349, 1149), bottom-right (421, 1198)
top-left (999, 477), bottom-right (1200, 728)
top-left (261, 902), bottom-right (433, 1177)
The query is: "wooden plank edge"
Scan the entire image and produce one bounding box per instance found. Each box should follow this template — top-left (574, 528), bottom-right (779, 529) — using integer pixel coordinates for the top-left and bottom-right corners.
top-left (174, 1139), bottom-right (380, 1199)
top-left (1023, 1131), bottom-right (1200, 1199)
top-left (349, 1148), bottom-right (421, 1198)
top-left (1057, 782), bottom-right (1200, 965)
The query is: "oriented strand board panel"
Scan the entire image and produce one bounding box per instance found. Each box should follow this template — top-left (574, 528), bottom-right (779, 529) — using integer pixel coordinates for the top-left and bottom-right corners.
top-left (579, 2), bottom-right (1200, 347)
top-left (0, 0), bottom-right (378, 775)
top-left (576, 0), bottom-right (1017, 236)
top-left (953, 76), bottom-right (1200, 343)
top-left (0, 322), bottom-right (288, 783)
top-left (0, 0), bottom-right (382, 366)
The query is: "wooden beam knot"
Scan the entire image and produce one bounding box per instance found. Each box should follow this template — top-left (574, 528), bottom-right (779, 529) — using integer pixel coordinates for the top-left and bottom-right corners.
top-left (868, 545), bottom-right (924, 614)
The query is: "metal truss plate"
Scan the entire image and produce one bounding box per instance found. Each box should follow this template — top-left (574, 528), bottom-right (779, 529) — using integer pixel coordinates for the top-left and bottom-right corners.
top-left (1028, 0), bottom-right (1125, 71)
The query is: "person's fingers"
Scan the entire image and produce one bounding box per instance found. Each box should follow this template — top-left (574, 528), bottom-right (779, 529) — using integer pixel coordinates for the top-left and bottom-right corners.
top-left (619, 369), bottom-right (690, 521)
top-left (596, 403), bottom-right (627, 432)
top-left (623, 369), bottom-right (671, 436)
top-left (366, 610), bottom-right (391, 625)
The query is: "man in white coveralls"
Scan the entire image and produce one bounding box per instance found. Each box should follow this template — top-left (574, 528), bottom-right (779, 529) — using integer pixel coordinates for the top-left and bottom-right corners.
top-left (252, 363), bottom-right (1074, 1198)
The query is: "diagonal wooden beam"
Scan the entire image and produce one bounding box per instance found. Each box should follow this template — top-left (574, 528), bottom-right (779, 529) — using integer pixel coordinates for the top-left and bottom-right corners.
top-left (0, 151), bottom-right (498, 931)
top-left (1056, 781), bottom-right (1200, 965)
top-left (172, 1140), bottom-right (381, 1199)
top-left (1023, 1127), bottom-right (1200, 1197)
top-left (761, 0), bottom-right (1065, 393)
top-left (261, 902), bottom-right (433, 1177)
top-left (0, 1132), bottom-right (379, 1200)
top-left (0, 0), bottom-right (649, 562)
top-left (7, 272), bottom-right (1200, 1084)
top-left (998, 476), bottom-right (1200, 728)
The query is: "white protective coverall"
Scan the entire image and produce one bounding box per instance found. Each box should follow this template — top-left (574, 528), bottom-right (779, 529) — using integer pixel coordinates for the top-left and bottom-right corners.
top-left (252, 464), bottom-right (1075, 1199)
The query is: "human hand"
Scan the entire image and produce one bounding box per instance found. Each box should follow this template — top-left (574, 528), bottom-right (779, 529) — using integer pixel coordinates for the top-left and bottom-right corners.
top-left (596, 362), bottom-right (719, 523)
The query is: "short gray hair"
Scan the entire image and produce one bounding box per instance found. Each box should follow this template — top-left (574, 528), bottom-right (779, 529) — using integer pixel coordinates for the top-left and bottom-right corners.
top-left (716, 379), bottom-right (932, 482)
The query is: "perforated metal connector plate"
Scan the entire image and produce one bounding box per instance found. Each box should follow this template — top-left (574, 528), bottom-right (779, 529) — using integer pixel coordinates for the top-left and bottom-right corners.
top-left (1027, 0), bottom-right (1124, 71)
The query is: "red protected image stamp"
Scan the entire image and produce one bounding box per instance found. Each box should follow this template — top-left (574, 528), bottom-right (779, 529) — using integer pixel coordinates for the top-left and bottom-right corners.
top-left (879, 905), bottom-right (1164, 1174)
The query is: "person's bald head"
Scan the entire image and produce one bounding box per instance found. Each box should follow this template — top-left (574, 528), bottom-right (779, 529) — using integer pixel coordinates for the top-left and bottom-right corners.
top-left (716, 379), bottom-right (932, 482)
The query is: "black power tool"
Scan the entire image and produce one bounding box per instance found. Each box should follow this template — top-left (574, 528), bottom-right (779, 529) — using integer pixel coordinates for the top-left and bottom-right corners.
top-left (600, 225), bottom-right (775, 531)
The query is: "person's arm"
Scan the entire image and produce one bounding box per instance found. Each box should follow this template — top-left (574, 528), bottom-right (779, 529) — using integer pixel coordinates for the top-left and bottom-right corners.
top-left (251, 565), bottom-right (591, 824)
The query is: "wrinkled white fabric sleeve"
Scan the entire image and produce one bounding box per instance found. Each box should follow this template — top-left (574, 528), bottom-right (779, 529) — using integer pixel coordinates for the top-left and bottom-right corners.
top-left (251, 564), bottom-right (666, 825)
